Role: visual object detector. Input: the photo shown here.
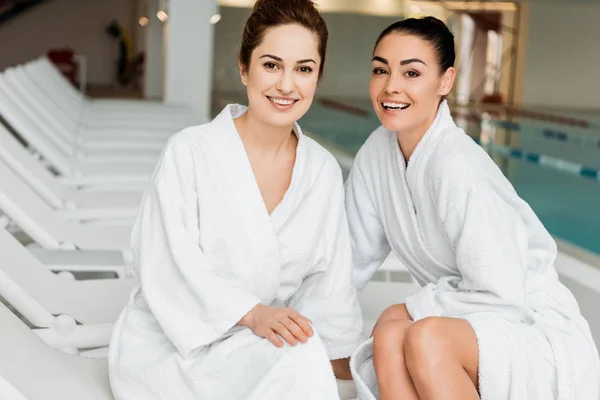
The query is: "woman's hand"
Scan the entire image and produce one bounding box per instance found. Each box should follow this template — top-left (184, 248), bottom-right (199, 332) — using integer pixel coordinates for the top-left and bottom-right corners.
top-left (371, 303), bottom-right (412, 336)
top-left (238, 304), bottom-right (314, 347)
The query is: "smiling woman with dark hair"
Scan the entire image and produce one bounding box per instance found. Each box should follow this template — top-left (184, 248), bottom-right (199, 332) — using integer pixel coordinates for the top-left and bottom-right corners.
top-left (347, 16), bottom-right (600, 400)
top-left (107, 1), bottom-right (363, 399)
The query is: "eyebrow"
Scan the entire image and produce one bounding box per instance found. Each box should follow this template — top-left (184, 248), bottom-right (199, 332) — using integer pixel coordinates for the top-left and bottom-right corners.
top-left (260, 54), bottom-right (316, 64)
top-left (401, 58), bottom-right (427, 66)
top-left (372, 56), bottom-right (388, 65)
top-left (371, 56), bottom-right (427, 66)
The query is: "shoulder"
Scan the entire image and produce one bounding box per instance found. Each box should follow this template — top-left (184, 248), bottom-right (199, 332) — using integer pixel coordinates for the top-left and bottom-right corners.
top-left (159, 114), bottom-right (235, 164)
top-left (303, 135), bottom-right (344, 181)
top-left (151, 123), bottom-right (214, 185)
top-left (425, 126), bottom-right (505, 197)
top-left (428, 128), bottom-right (476, 176)
top-left (163, 122), bottom-right (216, 153)
top-left (352, 125), bottom-right (392, 172)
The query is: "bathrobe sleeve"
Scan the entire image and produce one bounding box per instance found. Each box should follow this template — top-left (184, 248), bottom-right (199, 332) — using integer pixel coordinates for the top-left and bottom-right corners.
top-left (345, 162), bottom-right (391, 291)
top-left (405, 160), bottom-right (527, 322)
top-left (132, 136), bottom-right (261, 359)
top-left (288, 163), bottom-right (365, 360)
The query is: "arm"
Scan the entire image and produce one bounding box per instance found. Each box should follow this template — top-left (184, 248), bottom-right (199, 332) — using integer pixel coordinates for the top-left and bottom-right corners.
top-left (405, 168), bottom-right (527, 322)
top-left (132, 140), bottom-right (261, 359)
top-left (345, 162), bottom-right (391, 291)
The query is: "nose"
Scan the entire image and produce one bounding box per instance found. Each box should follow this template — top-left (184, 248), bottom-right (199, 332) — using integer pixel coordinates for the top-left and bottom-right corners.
top-left (276, 70), bottom-right (294, 94)
top-left (384, 71), bottom-right (403, 95)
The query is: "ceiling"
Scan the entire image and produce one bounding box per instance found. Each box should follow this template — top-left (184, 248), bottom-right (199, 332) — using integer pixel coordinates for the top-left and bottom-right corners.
top-left (218, 0), bottom-right (519, 17)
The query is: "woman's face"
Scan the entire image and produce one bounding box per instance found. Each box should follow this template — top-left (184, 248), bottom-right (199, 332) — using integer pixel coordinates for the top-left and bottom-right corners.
top-left (369, 32), bottom-right (454, 134)
top-left (240, 24), bottom-right (321, 128)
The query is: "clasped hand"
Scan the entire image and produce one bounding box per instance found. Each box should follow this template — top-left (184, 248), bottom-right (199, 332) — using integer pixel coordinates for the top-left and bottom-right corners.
top-left (239, 304), bottom-right (314, 348)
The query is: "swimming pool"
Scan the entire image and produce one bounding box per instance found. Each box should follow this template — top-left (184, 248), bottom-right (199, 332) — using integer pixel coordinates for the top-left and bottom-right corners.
top-left (300, 98), bottom-right (600, 257)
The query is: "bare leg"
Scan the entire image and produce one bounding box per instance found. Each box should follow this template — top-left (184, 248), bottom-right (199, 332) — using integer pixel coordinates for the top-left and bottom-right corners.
top-left (372, 319), bottom-right (420, 400)
top-left (331, 357), bottom-right (352, 380)
top-left (404, 317), bottom-right (479, 400)
top-left (371, 303), bottom-right (412, 336)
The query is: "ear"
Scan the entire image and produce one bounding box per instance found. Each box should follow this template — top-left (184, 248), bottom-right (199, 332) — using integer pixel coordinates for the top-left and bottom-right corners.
top-left (239, 61), bottom-right (249, 87)
top-left (438, 66), bottom-right (456, 96)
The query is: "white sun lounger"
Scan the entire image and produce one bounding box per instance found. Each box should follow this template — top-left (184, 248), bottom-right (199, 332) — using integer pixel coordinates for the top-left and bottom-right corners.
top-left (0, 125), bottom-right (142, 222)
top-left (0, 84), bottom-right (155, 184)
top-left (0, 301), bottom-right (115, 400)
top-left (0, 226), bottom-right (134, 324)
top-left (0, 72), bottom-right (164, 167)
top-left (3, 67), bottom-right (176, 153)
top-left (0, 158), bottom-right (131, 250)
top-left (24, 57), bottom-right (204, 130)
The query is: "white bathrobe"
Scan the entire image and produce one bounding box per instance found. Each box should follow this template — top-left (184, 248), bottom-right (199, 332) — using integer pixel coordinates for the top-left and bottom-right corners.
top-left (108, 104), bottom-right (364, 400)
top-left (346, 101), bottom-right (600, 400)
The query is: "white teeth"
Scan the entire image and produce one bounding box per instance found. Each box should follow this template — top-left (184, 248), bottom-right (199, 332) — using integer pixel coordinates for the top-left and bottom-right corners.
top-left (383, 102), bottom-right (409, 110)
top-left (269, 97), bottom-right (295, 105)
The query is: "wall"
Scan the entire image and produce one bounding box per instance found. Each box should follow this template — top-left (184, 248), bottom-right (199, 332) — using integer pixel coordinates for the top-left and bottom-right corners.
top-left (468, 26), bottom-right (488, 102)
top-left (144, 0), bottom-right (164, 99)
top-left (522, 1), bottom-right (600, 109)
top-left (164, 0), bottom-right (217, 116)
top-left (213, 6), bottom-right (402, 100)
top-left (0, 0), bottom-right (137, 86)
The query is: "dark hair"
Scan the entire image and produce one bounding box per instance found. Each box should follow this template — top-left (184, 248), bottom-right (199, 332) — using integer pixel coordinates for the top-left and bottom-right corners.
top-left (239, 0), bottom-right (328, 80)
top-left (374, 16), bottom-right (455, 73)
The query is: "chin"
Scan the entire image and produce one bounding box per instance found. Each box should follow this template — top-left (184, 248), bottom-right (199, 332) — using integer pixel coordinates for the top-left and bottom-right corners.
top-left (266, 101), bottom-right (309, 126)
top-left (379, 117), bottom-right (407, 133)
top-left (269, 110), bottom-right (300, 125)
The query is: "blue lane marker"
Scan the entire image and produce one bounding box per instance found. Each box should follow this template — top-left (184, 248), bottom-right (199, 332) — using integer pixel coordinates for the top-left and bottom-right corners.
top-left (459, 113), bottom-right (600, 148)
top-left (543, 128), bottom-right (570, 142)
top-left (469, 135), bottom-right (600, 182)
top-left (493, 120), bottom-right (517, 131)
top-left (580, 168), bottom-right (599, 179)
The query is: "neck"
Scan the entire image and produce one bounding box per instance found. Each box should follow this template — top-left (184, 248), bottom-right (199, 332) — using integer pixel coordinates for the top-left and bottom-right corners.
top-left (234, 106), bottom-right (296, 158)
top-left (396, 107), bottom-right (438, 164)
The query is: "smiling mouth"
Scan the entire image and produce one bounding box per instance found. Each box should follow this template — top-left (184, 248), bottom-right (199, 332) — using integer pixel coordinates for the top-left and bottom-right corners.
top-left (382, 102), bottom-right (410, 111)
top-left (267, 96), bottom-right (299, 106)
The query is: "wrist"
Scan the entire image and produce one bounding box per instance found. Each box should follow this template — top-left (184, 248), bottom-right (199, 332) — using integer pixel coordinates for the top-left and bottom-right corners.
top-left (239, 304), bottom-right (262, 328)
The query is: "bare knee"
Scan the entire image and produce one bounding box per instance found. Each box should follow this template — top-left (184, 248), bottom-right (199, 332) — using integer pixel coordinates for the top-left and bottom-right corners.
top-left (379, 304), bottom-right (411, 324)
top-left (404, 317), bottom-right (448, 372)
top-left (373, 319), bottom-right (412, 358)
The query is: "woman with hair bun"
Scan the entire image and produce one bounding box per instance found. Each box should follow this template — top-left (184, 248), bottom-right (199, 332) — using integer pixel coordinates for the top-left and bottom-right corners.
top-left (108, 1), bottom-right (363, 399)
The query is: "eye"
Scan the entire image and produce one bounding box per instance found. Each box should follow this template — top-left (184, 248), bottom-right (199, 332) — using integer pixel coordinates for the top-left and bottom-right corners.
top-left (404, 70), bottom-right (420, 78)
top-left (298, 66), bottom-right (313, 73)
top-left (372, 67), bottom-right (388, 75)
top-left (263, 62), bottom-right (279, 70)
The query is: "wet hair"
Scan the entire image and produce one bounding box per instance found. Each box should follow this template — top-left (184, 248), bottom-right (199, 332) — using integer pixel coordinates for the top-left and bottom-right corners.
top-left (374, 16), bottom-right (455, 73)
top-left (239, 0), bottom-right (328, 80)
